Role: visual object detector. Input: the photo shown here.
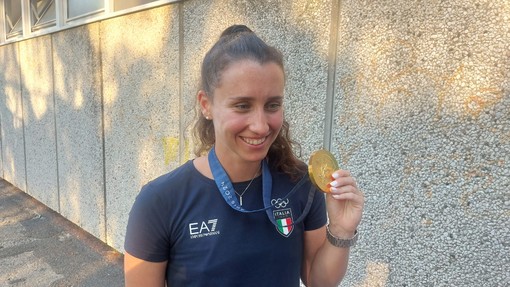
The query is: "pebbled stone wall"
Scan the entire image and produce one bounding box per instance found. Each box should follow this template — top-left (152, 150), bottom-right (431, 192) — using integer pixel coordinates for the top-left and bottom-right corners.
top-left (333, 1), bottom-right (509, 286)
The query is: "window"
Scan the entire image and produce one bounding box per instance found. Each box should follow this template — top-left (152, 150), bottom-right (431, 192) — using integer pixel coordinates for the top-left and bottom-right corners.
top-left (31, 0), bottom-right (56, 31)
top-left (114, 0), bottom-right (157, 12)
top-left (67, 0), bottom-right (103, 20)
top-left (4, 0), bottom-right (23, 38)
top-left (0, 0), bottom-right (181, 44)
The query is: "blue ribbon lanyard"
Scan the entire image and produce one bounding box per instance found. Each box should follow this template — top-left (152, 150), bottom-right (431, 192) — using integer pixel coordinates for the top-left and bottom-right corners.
top-left (208, 147), bottom-right (315, 227)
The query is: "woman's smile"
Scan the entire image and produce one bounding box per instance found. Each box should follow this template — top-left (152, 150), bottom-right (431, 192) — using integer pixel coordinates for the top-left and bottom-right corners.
top-left (241, 136), bottom-right (268, 146)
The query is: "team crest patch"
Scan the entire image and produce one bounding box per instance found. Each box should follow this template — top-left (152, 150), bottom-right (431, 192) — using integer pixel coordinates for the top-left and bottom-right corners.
top-left (273, 208), bottom-right (294, 237)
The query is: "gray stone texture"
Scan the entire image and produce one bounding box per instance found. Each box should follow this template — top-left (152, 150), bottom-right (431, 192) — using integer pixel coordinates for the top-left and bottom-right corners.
top-left (0, 43), bottom-right (26, 191)
top-left (53, 23), bottom-right (106, 240)
top-left (333, 1), bottom-right (510, 286)
top-left (19, 35), bottom-right (59, 211)
top-left (100, 5), bottom-right (181, 249)
top-left (0, 0), bottom-right (508, 286)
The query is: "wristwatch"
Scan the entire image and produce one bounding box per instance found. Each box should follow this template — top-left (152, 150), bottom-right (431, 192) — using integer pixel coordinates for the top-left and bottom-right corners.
top-left (326, 225), bottom-right (359, 248)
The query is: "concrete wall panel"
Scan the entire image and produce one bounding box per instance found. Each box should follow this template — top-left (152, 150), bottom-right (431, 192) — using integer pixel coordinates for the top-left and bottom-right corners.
top-left (333, 1), bottom-right (510, 286)
top-left (52, 24), bottom-right (105, 240)
top-left (0, 43), bottom-right (26, 191)
top-left (101, 5), bottom-right (181, 250)
top-left (0, 121), bottom-right (2, 176)
top-left (182, 0), bottom-right (333, 158)
top-left (19, 36), bottom-right (59, 211)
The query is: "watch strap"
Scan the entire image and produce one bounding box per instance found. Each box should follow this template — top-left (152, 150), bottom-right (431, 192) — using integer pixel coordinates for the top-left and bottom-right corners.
top-left (326, 225), bottom-right (359, 248)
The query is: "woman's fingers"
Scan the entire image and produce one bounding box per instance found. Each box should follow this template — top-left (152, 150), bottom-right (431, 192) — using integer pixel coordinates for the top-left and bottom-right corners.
top-left (329, 170), bottom-right (364, 200)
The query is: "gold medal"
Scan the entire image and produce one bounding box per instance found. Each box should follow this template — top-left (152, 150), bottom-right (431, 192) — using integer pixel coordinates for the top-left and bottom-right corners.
top-left (308, 149), bottom-right (339, 193)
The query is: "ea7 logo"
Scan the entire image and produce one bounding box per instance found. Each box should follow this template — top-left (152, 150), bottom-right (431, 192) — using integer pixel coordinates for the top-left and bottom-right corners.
top-left (188, 219), bottom-right (220, 239)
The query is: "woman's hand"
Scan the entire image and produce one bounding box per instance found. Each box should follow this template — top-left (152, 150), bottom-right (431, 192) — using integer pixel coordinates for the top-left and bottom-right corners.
top-left (326, 169), bottom-right (365, 238)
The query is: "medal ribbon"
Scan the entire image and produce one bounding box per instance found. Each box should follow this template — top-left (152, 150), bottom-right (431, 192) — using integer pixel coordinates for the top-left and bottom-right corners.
top-left (208, 147), bottom-right (316, 227)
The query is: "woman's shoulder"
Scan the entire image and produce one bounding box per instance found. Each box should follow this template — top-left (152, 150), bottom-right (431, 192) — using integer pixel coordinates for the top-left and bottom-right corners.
top-left (151, 160), bottom-right (195, 182)
top-left (140, 160), bottom-right (203, 196)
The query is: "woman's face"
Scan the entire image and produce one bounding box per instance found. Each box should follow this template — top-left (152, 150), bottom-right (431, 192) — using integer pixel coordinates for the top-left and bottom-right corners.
top-left (200, 59), bottom-right (285, 169)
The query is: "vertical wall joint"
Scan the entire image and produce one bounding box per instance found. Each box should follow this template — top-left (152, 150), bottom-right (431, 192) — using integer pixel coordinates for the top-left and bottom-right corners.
top-left (324, 0), bottom-right (340, 151)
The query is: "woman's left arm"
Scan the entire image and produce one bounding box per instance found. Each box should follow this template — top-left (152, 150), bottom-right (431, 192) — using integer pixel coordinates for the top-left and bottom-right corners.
top-left (301, 170), bottom-right (365, 287)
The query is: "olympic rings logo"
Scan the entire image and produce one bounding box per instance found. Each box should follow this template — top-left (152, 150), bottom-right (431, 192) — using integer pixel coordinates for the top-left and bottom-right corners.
top-left (271, 198), bottom-right (289, 209)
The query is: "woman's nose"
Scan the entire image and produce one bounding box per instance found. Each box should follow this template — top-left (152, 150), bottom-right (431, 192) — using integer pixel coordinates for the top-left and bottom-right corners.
top-left (249, 109), bottom-right (269, 134)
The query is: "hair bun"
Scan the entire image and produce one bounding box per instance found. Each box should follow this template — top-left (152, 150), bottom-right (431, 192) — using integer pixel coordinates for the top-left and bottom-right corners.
top-left (220, 24), bottom-right (253, 38)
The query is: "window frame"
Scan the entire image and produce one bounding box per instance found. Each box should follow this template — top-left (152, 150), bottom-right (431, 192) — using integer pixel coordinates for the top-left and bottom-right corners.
top-left (30, 0), bottom-right (57, 32)
top-left (3, 0), bottom-right (23, 40)
top-left (0, 0), bottom-right (181, 45)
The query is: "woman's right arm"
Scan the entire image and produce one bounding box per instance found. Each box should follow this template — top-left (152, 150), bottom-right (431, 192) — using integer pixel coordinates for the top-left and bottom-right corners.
top-left (124, 251), bottom-right (167, 287)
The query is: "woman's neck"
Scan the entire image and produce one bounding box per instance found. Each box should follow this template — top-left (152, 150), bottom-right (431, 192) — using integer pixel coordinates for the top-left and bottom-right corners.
top-left (222, 160), bottom-right (261, 182)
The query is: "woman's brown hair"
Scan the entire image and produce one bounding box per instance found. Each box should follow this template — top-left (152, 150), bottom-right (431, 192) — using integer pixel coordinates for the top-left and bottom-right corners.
top-left (193, 25), bottom-right (306, 180)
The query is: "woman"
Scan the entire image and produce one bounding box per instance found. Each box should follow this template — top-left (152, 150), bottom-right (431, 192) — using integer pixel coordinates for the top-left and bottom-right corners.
top-left (124, 25), bottom-right (364, 287)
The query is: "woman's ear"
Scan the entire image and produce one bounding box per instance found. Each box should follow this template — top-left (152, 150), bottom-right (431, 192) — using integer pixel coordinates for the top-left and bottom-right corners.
top-left (198, 90), bottom-right (212, 119)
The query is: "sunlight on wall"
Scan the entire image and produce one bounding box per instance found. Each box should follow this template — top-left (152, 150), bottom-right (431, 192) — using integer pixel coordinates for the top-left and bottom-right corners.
top-left (52, 56), bottom-right (85, 110)
top-left (30, 93), bottom-right (48, 120)
top-left (340, 36), bottom-right (505, 122)
top-left (354, 262), bottom-right (390, 287)
top-left (6, 88), bottom-right (23, 129)
top-left (73, 89), bottom-right (84, 109)
top-left (356, 26), bottom-right (401, 107)
top-left (463, 88), bottom-right (503, 118)
top-left (4, 149), bottom-right (16, 182)
top-left (20, 40), bottom-right (52, 120)
top-left (339, 19), bottom-right (506, 121)
top-left (162, 136), bottom-right (191, 165)
top-left (439, 64), bottom-right (505, 119)
top-left (101, 8), bottom-right (169, 108)
top-left (161, 136), bottom-right (179, 165)
top-left (288, 0), bottom-right (331, 59)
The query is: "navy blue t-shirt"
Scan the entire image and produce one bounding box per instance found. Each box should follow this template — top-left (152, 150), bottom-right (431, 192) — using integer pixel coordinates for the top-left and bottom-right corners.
top-left (125, 160), bottom-right (327, 286)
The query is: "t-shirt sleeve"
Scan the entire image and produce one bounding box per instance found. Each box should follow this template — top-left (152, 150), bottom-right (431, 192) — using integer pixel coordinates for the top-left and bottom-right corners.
top-left (124, 182), bottom-right (171, 262)
top-left (303, 187), bottom-right (327, 231)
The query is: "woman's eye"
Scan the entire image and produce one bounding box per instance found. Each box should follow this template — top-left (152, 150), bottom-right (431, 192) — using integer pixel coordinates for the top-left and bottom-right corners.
top-left (235, 103), bottom-right (250, 110)
top-left (266, 103), bottom-right (282, 111)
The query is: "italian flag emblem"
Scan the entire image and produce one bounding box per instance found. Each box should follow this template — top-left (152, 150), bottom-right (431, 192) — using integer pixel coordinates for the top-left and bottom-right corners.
top-left (274, 208), bottom-right (294, 237)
